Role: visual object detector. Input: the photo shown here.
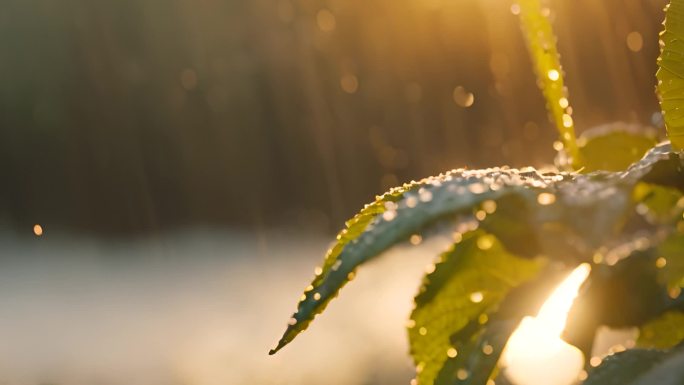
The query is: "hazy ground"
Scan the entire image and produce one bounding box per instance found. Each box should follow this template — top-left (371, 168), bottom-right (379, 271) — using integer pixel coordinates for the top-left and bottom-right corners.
top-left (0, 229), bottom-right (449, 385)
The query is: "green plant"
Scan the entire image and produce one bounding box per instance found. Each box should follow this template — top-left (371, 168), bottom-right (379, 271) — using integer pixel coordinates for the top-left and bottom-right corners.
top-left (270, 1), bottom-right (684, 384)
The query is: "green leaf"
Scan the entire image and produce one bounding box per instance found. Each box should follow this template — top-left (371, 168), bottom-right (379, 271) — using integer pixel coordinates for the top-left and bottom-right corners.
top-left (269, 169), bottom-right (556, 354)
top-left (430, 264), bottom-right (571, 385)
top-left (408, 231), bottom-right (543, 385)
top-left (582, 343), bottom-right (684, 385)
top-left (658, 0), bottom-right (684, 150)
top-left (518, 0), bottom-right (578, 166)
top-left (270, 144), bottom-right (684, 355)
top-left (576, 124), bottom-right (658, 172)
top-left (638, 311), bottom-right (684, 349)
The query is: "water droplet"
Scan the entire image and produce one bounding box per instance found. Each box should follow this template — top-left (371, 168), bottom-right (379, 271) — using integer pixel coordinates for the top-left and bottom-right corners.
top-left (447, 347), bottom-right (458, 358)
top-left (405, 196), bottom-right (418, 208)
top-left (314, 266), bottom-right (323, 275)
top-left (562, 114), bottom-right (574, 128)
top-left (288, 317), bottom-right (297, 326)
top-left (406, 319), bottom-right (416, 328)
top-left (416, 362), bottom-right (425, 373)
top-left (478, 313), bottom-right (489, 324)
top-left (453, 86), bottom-right (475, 108)
top-left (510, 3), bottom-right (521, 15)
top-left (475, 210), bottom-right (487, 221)
top-left (468, 183), bottom-right (487, 194)
top-left (340, 74), bottom-right (359, 94)
top-left (578, 370), bottom-right (588, 381)
top-left (547, 69), bottom-right (560, 81)
top-left (559, 97), bottom-right (569, 109)
top-left (419, 327), bottom-right (428, 336)
top-left (669, 287), bottom-right (681, 299)
top-left (589, 357), bottom-right (602, 367)
top-left (383, 210), bottom-right (397, 221)
top-left (626, 31), bottom-right (643, 52)
top-left (410, 234), bottom-right (423, 245)
top-left (477, 235), bottom-right (494, 250)
top-left (316, 9), bottom-right (336, 32)
top-left (453, 232), bottom-right (463, 243)
top-left (33, 224), bottom-right (43, 236)
top-left (457, 369), bottom-right (469, 380)
top-left (419, 189), bottom-right (433, 202)
top-left (470, 292), bottom-right (484, 303)
top-left (313, 292), bottom-right (321, 300)
top-left (656, 257), bottom-right (667, 268)
top-left (482, 200), bottom-right (497, 214)
top-left (537, 192), bottom-right (556, 205)
top-left (347, 271), bottom-right (356, 280)
top-left (482, 344), bottom-right (494, 355)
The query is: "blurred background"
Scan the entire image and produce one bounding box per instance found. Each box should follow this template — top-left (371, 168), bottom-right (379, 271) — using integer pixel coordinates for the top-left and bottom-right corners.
top-left (0, 0), bottom-right (670, 384)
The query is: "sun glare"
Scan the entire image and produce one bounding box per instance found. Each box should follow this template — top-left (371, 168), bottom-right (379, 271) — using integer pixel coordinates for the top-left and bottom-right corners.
top-left (502, 264), bottom-right (591, 385)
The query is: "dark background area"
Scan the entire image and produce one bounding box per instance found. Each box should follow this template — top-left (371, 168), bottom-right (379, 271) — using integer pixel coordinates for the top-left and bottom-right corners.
top-left (0, 0), bottom-right (668, 236)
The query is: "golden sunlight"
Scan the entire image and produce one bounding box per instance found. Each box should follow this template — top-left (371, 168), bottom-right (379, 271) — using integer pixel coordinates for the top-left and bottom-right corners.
top-left (502, 264), bottom-right (591, 385)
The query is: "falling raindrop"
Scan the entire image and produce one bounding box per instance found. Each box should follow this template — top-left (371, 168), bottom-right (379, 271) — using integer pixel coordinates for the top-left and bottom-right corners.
top-left (316, 9), bottom-right (336, 32)
top-left (453, 86), bottom-right (475, 108)
top-left (626, 31), bottom-right (643, 52)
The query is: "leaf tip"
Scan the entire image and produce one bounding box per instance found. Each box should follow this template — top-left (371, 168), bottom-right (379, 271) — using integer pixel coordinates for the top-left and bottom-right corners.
top-left (268, 338), bottom-right (287, 355)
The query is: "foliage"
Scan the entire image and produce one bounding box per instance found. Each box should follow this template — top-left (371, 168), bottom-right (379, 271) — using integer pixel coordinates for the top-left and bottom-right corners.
top-left (658, 0), bottom-right (684, 150)
top-left (271, 1), bottom-right (684, 384)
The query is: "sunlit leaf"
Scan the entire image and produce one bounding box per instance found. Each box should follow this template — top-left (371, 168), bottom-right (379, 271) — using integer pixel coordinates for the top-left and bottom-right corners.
top-left (518, 0), bottom-right (578, 166)
top-left (271, 143), bottom-right (684, 355)
top-left (576, 124), bottom-right (658, 172)
top-left (270, 169), bottom-right (554, 354)
top-left (408, 231), bottom-right (543, 385)
top-left (658, 0), bottom-right (684, 150)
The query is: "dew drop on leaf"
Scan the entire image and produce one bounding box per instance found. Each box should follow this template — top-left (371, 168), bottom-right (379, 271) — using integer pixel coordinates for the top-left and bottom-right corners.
top-left (457, 369), bottom-right (469, 380)
top-left (470, 291), bottom-right (484, 303)
top-left (537, 192), bottom-right (557, 205)
top-left (477, 235), bottom-right (494, 250)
